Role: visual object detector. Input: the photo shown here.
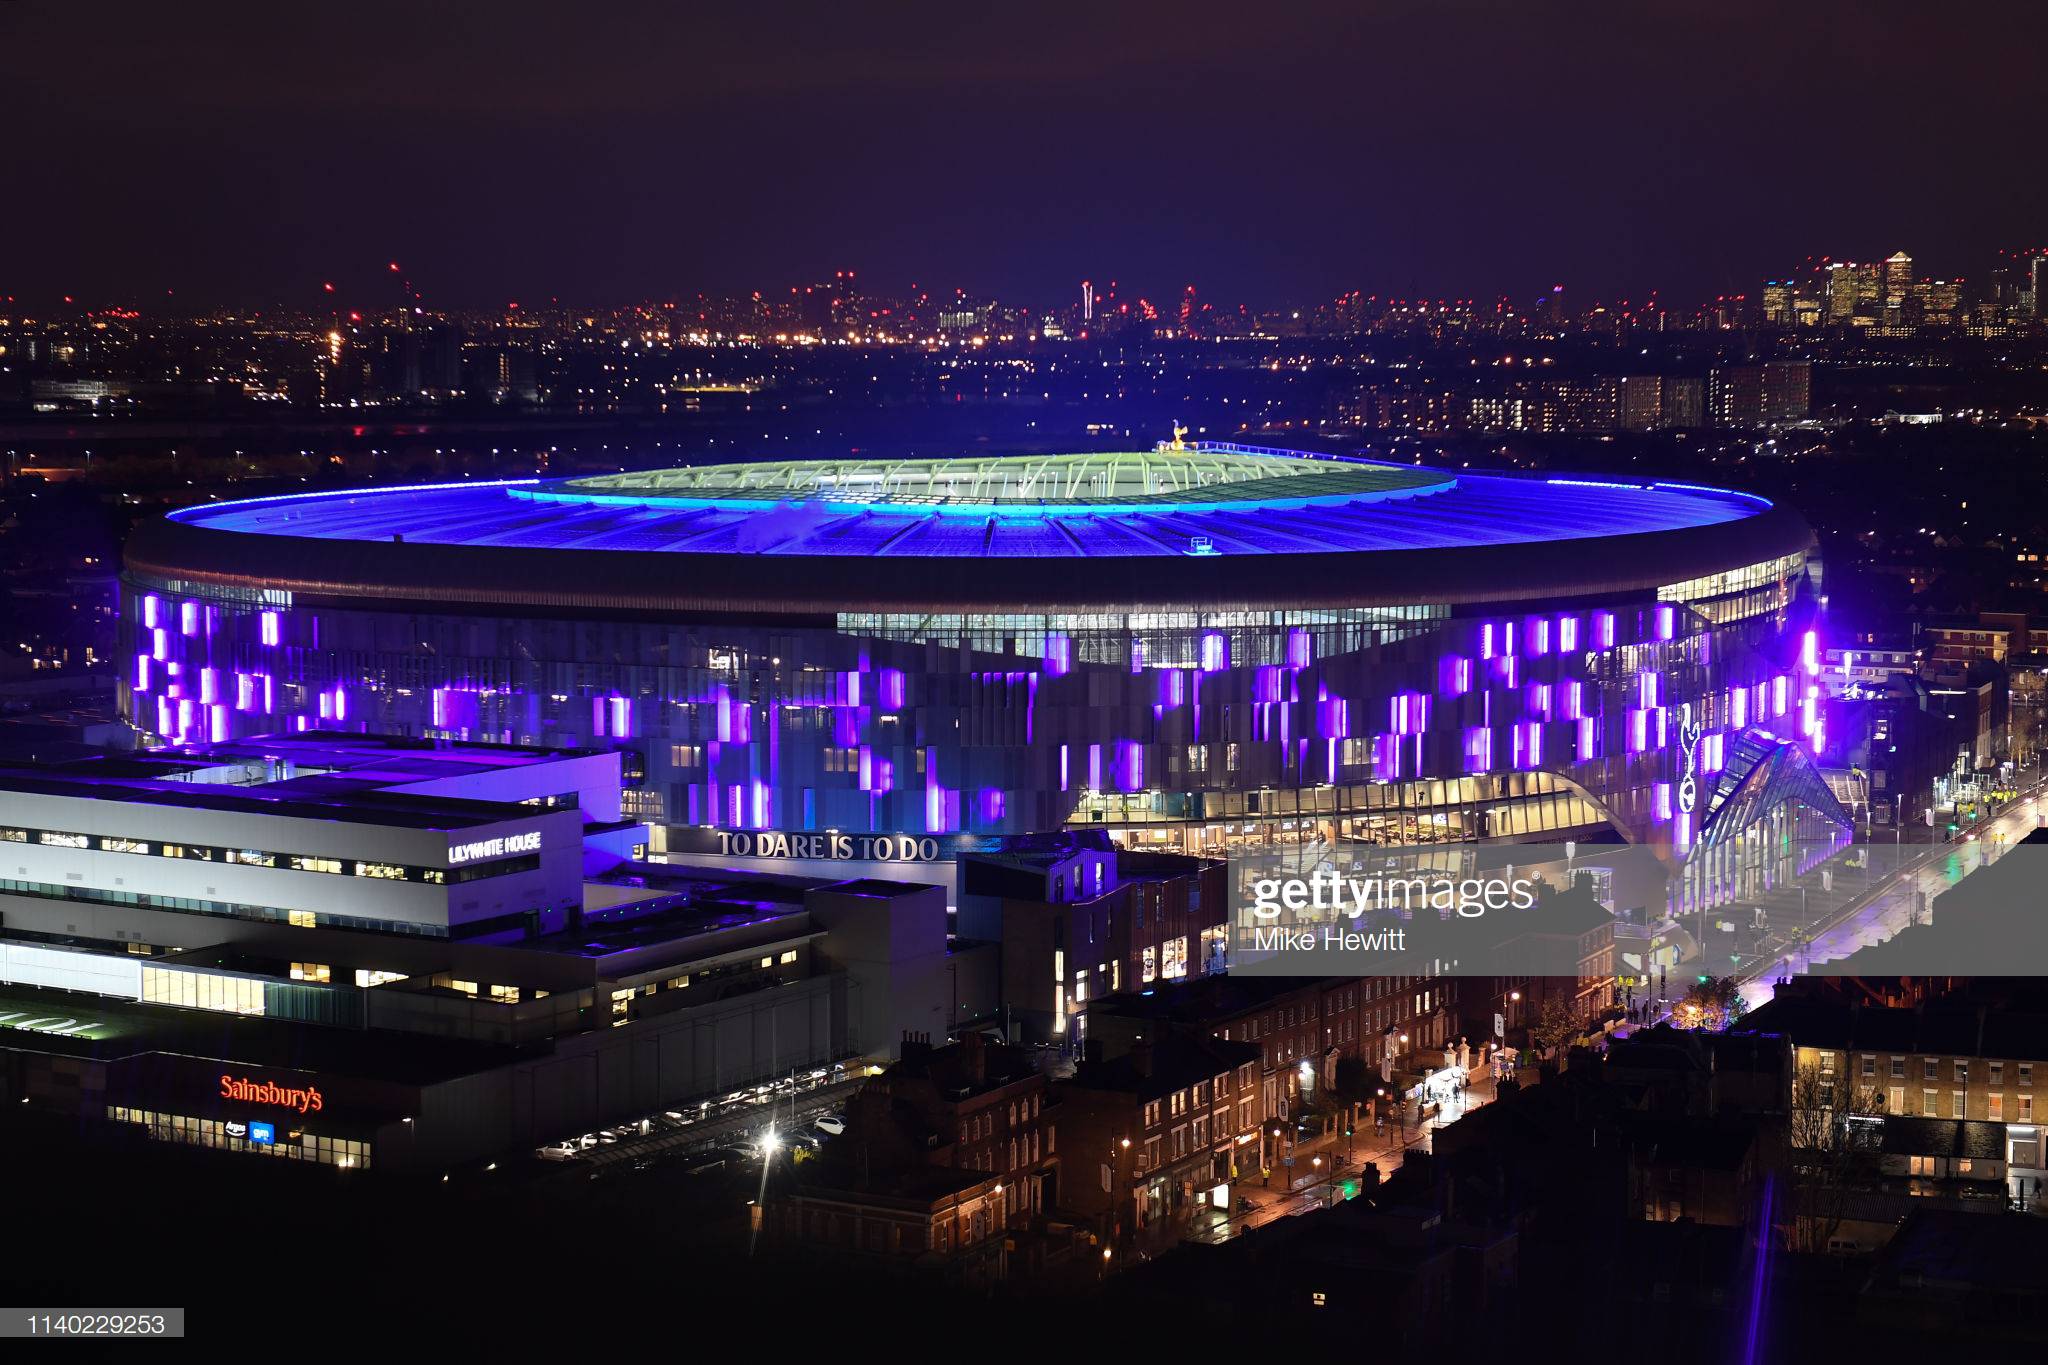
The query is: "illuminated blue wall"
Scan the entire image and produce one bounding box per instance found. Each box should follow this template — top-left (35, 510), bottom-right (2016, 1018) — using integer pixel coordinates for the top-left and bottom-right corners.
top-left (119, 568), bottom-right (1823, 852)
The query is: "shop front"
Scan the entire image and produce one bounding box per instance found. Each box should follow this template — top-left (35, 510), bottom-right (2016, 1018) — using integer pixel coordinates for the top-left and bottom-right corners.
top-left (103, 1053), bottom-right (413, 1171)
top-left (106, 1104), bottom-right (377, 1170)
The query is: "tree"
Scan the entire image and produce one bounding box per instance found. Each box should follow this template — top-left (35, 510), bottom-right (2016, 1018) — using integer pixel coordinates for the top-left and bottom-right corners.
top-left (1783, 1062), bottom-right (1886, 1254)
top-left (1329, 1054), bottom-right (1373, 1140)
top-left (1786, 1061), bottom-right (1885, 1151)
top-left (1530, 996), bottom-right (1585, 1058)
top-left (1331, 1054), bottom-right (1372, 1111)
top-left (1675, 976), bottom-right (1742, 1030)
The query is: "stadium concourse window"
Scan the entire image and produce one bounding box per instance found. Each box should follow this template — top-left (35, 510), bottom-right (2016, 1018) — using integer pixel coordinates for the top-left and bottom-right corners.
top-left (1657, 554), bottom-right (1804, 624)
top-left (107, 1108), bottom-right (370, 1170)
top-left (1082, 772), bottom-right (1609, 853)
top-left (835, 605), bottom-right (1446, 664)
top-left (141, 965), bottom-right (263, 1015)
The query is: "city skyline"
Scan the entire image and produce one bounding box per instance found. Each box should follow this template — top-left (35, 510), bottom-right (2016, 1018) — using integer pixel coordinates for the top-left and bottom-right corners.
top-left (4, 237), bottom-right (2042, 331)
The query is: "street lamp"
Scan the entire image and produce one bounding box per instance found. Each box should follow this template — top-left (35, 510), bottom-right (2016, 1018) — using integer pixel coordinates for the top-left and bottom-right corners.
top-left (1109, 1137), bottom-right (1132, 1258)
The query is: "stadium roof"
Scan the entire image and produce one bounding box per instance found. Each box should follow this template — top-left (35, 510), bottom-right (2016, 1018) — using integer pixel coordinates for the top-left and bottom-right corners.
top-left (129, 444), bottom-right (1812, 616)
top-left (530, 447), bottom-right (1451, 511)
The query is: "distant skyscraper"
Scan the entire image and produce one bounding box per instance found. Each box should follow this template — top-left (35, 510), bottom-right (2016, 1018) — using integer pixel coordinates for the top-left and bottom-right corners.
top-left (1761, 281), bottom-right (1797, 326)
top-left (1660, 376), bottom-right (1705, 429)
top-left (1906, 278), bottom-right (1960, 327)
top-left (1617, 374), bottom-right (1664, 431)
top-left (1824, 260), bottom-right (1887, 326)
top-left (1081, 280), bottom-right (1095, 323)
top-left (1882, 250), bottom-right (1914, 323)
top-left (1823, 263), bottom-right (1855, 323)
top-left (1708, 361), bottom-right (1810, 426)
top-left (831, 270), bottom-right (860, 328)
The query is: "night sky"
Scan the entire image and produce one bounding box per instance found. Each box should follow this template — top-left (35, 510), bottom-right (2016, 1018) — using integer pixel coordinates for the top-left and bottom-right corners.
top-left (5, 0), bottom-right (2043, 309)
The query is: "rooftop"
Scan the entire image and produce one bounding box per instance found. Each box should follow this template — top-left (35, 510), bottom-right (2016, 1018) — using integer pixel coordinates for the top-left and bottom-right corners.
top-left (532, 447), bottom-right (1450, 511)
top-left (1070, 1027), bottom-right (1261, 1099)
top-left (0, 981), bottom-right (521, 1086)
top-left (1733, 995), bottom-right (2048, 1060)
top-left (1088, 972), bottom-right (1323, 1027)
top-left (159, 445), bottom-right (1773, 561)
top-left (0, 768), bottom-right (545, 832)
top-left (0, 731), bottom-right (611, 833)
top-left (1880, 1115), bottom-right (2008, 1161)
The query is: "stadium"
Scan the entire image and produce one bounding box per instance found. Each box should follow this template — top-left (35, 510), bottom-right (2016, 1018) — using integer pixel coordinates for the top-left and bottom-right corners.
top-left (121, 441), bottom-right (1850, 907)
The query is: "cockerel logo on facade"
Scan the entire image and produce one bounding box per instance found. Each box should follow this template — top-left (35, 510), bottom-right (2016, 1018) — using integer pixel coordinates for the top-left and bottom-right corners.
top-left (1677, 702), bottom-right (1703, 816)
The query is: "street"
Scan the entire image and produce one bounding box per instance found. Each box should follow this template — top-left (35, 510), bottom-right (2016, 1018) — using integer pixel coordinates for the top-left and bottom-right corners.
top-left (1184, 1069), bottom-right (1500, 1244)
top-left (1690, 780), bottom-right (2046, 1013)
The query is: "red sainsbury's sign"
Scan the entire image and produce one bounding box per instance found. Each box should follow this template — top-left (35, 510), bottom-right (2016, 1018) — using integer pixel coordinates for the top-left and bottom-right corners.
top-left (220, 1074), bottom-right (324, 1114)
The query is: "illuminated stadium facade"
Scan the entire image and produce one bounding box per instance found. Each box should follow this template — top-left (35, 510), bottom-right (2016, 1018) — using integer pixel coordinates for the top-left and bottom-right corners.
top-left (121, 442), bottom-right (1848, 907)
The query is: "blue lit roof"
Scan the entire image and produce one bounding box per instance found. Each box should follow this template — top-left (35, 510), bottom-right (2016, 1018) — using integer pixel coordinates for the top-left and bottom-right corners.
top-left (167, 445), bottom-right (1771, 560)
